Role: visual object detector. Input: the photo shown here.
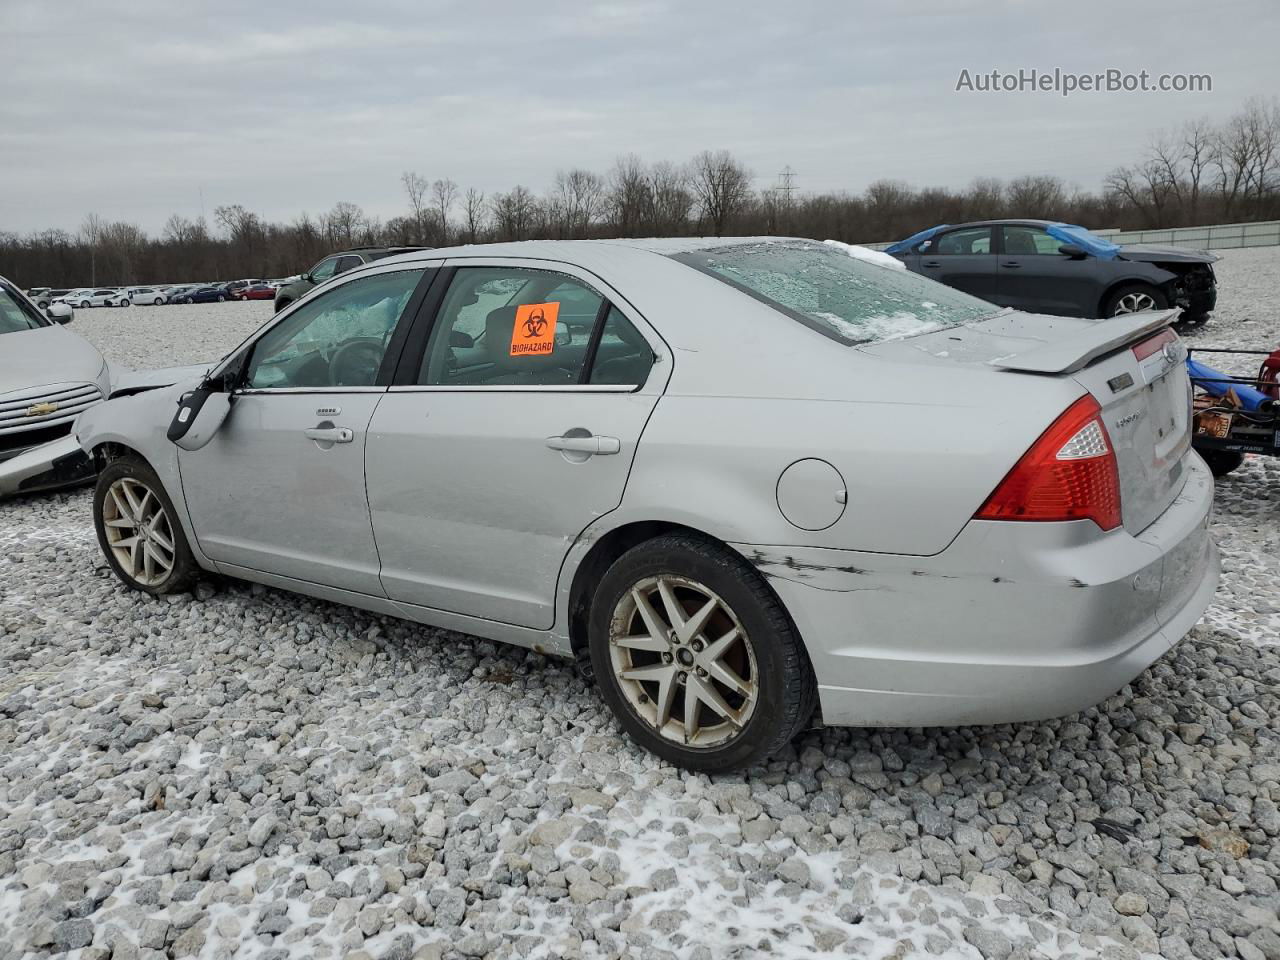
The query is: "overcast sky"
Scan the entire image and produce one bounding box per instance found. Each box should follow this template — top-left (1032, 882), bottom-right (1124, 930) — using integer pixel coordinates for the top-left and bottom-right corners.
top-left (3, 0), bottom-right (1277, 236)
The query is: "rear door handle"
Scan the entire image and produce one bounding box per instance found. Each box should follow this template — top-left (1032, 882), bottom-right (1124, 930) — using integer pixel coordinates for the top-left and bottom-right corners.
top-left (1000, 261), bottom-right (1022, 268)
top-left (546, 434), bottom-right (621, 455)
top-left (921, 260), bottom-right (941, 268)
top-left (304, 426), bottom-right (353, 443)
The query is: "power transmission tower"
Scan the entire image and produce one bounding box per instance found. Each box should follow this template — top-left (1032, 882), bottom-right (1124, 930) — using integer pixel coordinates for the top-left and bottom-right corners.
top-left (774, 166), bottom-right (797, 232)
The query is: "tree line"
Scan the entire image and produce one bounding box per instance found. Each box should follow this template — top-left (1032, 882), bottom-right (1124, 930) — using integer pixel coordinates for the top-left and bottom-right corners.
top-left (3, 97), bottom-right (1277, 288)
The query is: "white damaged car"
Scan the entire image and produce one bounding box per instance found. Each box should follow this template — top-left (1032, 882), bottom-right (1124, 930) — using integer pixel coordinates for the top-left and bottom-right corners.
top-left (0, 276), bottom-right (207, 497)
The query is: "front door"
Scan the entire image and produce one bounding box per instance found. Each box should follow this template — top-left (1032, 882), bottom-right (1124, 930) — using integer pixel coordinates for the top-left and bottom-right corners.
top-left (178, 265), bottom-right (432, 594)
top-left (366, 262), bottom-right (666, 629)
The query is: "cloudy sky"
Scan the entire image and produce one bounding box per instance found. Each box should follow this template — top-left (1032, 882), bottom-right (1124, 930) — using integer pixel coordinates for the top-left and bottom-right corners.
top-left (3, 0), bottom-right (1276, 235)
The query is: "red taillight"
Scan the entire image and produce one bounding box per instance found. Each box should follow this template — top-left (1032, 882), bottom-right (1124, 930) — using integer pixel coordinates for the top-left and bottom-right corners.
top-left (975, 395), bottom-right (1122, 531)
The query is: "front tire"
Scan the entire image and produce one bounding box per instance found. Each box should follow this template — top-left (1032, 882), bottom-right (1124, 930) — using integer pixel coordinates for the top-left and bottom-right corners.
top-left (94, 456), bottom-right (199, 596)
top-left (1103, 283), bottom-right (1168, 318)
top-left (588, 533), bottom-right (816, 772)
top-left (217, 294), bottom-right (227, 302)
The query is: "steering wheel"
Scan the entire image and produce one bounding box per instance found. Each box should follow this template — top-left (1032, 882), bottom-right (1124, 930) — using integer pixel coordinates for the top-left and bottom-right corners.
top-left (328, 338), bottom-right (384, 387)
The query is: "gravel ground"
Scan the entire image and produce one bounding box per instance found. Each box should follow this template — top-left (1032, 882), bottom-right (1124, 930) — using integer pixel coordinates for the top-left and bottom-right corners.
top-left (2, 255), bottom-right (1279, 960)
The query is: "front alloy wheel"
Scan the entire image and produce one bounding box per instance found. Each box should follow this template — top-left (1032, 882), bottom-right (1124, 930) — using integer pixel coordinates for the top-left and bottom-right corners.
top-left (94, 456), bottom-right (199, 595)
top-left (102, 477), bottom-right (177, 587)
top-left (609, 575), bottom-right (758, 747)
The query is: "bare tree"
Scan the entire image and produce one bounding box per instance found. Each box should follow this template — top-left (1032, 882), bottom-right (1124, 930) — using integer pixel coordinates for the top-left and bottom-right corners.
top-left (548, 169), bottom-right (605, 238)
top-left (431, 178), bottom-right (458, 243)
top-left (688, 150), bottom-right (752, 236)
top-left (462, 188), bottom-right (487, 243)
top-left (401, 171), bottom-right (430, 241)
top-left (646, 161), bottom-right (693, 234)
top-left (608, 154), bottom-right (650, 237)
top-left (323, 201), bottom-right (366, 247)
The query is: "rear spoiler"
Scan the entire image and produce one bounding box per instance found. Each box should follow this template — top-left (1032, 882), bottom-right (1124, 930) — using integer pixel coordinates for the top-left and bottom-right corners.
top-left (989, 309), bottom-right (1179, 375)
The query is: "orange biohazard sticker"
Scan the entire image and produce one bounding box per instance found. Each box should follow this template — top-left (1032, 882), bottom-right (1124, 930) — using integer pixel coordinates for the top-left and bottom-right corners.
top-left (510, 302), bottom-right (559, 356)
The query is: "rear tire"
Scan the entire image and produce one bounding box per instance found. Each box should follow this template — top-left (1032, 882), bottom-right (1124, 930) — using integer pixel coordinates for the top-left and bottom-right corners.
top-left (588, 533), bottom-right (816, 773)
top-left (93, 456), bottom-right (199, 596)
top-left (217, 294), bottom-right (227, 302)
top-left (1103, 283), bottom-right (1168, 318)
top-left (1200, 449), bottom-right (1244, 478)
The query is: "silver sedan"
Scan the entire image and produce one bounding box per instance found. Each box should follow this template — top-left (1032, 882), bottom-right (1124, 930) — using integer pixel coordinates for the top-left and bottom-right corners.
top-left (75, 238), bottom-right (1218, 771)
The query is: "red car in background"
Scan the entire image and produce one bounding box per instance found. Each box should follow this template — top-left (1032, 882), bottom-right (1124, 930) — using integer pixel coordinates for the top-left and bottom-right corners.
top-left (235, 283), bottom-right (276, 301)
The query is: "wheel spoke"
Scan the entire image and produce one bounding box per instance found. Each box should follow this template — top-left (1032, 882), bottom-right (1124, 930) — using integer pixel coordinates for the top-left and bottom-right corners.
top-left (655, 578), bottom-right (686, 633)
top-left (698, 626), bottom-right (739, 664)
top-left (113, 535), bottom-right (140, 551)
top-left (149, 524), bottom-right (174, 554)
top-left (620, 663), bottom-right (674, 684)
top-left (631, 588), bottom-right (669, 642)
top-left (612, 632), bottom-right (669, 653)
top-left (683, 682), bottom-right (701, 741)
top-left (704, 658), bottom-right (752, 698)
top-left (109, 487), bottom-right (132, 522)
top-left (690, 675), bottom-right (742, 727)
top-left (143, 543), bottom-right (156, 581)
top-left (121, 481), bottom-right (145, 519)
top-left (105, 516), bottom-right (137, 529)
top-left (653, 670), bottom-right (678, 728)
top-left (678, 596), bottom-right (719, 644)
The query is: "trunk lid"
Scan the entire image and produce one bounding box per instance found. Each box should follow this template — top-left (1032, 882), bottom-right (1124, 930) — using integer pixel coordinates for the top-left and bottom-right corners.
top-left (860, 308), bottom-right (1189, 535)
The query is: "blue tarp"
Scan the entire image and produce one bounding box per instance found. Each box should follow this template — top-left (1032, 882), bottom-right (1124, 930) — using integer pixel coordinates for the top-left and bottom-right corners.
top-left (1186, 357), bottom-right (1271, 411)
top-left (1045, 223), bottom-right (1121, 260)
top-left (884, 225), bottom-right (948, 255)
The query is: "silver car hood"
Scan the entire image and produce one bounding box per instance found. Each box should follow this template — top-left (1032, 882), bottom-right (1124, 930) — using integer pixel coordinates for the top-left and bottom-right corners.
top-left (0, 325), bottom-right (105, 394)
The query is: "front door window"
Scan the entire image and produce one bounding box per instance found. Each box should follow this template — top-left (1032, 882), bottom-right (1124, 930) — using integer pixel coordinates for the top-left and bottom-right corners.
top-left (245, 269), bottom-right (426, 389)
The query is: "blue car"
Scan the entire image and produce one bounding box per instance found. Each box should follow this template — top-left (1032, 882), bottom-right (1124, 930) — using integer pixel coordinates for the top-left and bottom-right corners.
top-left (177, 285), bottom-right (232, 304)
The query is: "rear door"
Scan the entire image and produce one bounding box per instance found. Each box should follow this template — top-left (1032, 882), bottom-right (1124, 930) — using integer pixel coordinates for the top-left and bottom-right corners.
top-left (178, 263), bottom-right (436, 594)
top-left (916, 226), bottom-right (998, 302)
top-left (365, 259), bottom-right (669, 629)
top-left (996, 224), bottom-right (1101, 316)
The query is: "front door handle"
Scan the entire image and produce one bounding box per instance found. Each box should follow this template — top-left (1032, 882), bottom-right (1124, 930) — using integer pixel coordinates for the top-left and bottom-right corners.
top-left (921, 260), bottom-right (941, 268)
top-left (546, 434), bottom-right (621, 455)
top-left (1000, 261), bottom-right (1022, 268)
top-left (304, 426), bottom-right (353, 443)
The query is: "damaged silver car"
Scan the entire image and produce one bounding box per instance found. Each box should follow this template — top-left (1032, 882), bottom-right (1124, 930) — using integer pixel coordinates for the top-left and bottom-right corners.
top-left (75, 239), bottom-right (1219, 772)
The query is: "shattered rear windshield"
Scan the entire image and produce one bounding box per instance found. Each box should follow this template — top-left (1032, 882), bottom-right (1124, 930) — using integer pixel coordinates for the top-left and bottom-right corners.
top-left (672, 240), bottom-right (1000, 345)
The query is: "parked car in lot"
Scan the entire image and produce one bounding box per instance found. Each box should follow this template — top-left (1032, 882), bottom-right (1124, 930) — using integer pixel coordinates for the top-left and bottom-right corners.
top-left (235, 282), bottom-right (275, 301)
top-left (125, 286), bottom-right (168, 305)
top-left (164, 285), bottom-right (197, 304)
top-left (274, 246), bottom-right (428, 312)
top-left (174, 285), bottom-right (232, 304)
top-left (32, 288), bottom-right (74, 309)
top-left (56, 288), bottom-right (128, 308)
top-left (77, 238), bottom-right (1218, 771)
top-left (887, 220), bottom-right (1219, 322)
top-left (0, 277), bottom-right (107, 494)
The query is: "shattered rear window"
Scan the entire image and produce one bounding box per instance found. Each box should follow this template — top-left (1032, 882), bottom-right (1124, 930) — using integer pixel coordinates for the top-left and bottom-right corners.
top-left (673, 240), bottom-right (1000, 345)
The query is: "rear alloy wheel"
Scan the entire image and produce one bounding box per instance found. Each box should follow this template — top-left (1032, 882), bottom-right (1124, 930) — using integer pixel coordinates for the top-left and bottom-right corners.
top-left (80, 300), bottom-right (91, 308)
top-left (94, 457), bottom-right (198, 595)
top-left (590, 534), bottom-right (815, 772)
top-left (1104, 284), bottom-right (1168, 317)
top-left (118, 299), bottom-right (130, 307)
top-left (217, 294), bottom-right (227, 302)
top-left (153, 297), bottom-right (163, 305)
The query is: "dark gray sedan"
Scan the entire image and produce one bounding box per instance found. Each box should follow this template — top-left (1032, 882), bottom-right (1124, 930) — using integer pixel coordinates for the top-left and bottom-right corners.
top-left (887, 219), bottom-right (1218, 322)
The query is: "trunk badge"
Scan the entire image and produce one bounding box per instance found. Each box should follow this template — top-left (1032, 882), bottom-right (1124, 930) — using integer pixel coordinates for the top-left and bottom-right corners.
top-left (1107, 373), bottom-right (1134, 392)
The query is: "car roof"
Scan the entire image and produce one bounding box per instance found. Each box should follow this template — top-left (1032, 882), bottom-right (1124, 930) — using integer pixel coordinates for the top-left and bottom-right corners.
top-left (936, 219), bottom-right (1059, 230)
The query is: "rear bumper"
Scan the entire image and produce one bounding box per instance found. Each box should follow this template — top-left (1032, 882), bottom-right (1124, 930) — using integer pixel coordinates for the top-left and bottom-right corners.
top-left (0, 434), bottom-right (94, 497)
top-left (738, 452), bottom-right (1218, 727)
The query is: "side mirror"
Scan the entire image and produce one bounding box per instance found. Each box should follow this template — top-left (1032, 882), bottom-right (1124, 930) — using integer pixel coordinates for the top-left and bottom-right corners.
top-left (47, 302), bottom-right (73, 324)
top-left (1058, 243), bottom-right (1088, 260)
top-left (449, 330), bottom-right (475, 348)
top-left (167, 375), bottom-right (233, 450)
